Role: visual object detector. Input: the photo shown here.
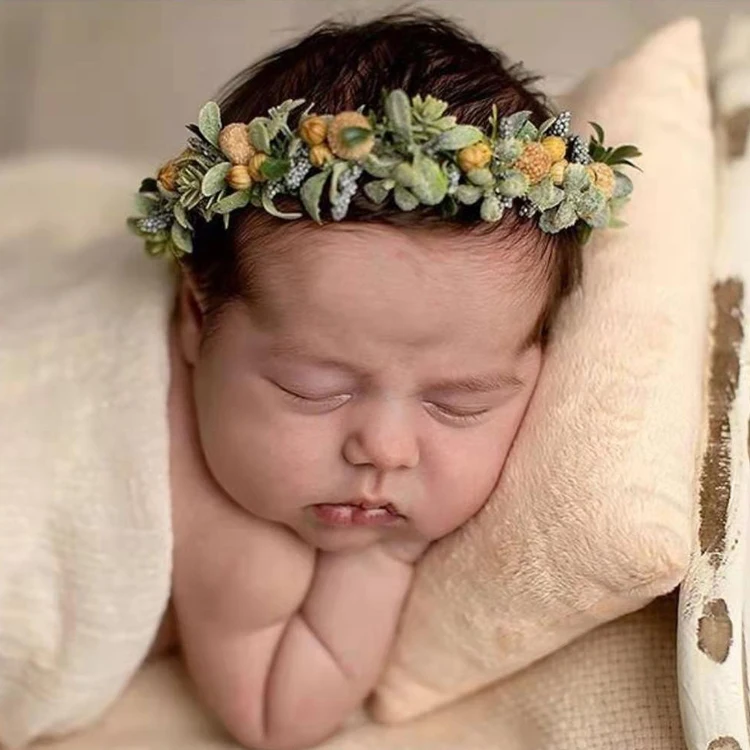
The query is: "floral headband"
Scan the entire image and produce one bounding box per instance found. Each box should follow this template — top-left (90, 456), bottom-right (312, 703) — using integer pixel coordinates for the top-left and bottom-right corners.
top-left (127, 89), bottom-right (641, 260)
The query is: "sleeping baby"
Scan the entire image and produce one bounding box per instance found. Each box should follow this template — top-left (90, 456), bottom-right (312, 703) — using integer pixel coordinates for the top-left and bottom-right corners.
top-left (129, 8), bottom-right (637, 750)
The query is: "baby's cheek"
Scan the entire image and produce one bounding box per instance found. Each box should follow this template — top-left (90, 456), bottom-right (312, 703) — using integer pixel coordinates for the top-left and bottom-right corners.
top-left (421, 424), bottom-right (517, 539)
top-left (209, 411), bottom-right (333, 514)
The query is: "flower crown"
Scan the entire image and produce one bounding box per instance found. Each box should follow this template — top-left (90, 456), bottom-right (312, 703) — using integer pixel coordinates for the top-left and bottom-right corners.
top-left (127, 89), bottom-right (641, 260)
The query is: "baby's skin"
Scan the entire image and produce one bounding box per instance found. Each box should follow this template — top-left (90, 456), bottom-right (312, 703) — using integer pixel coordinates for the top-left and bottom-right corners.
top-left (161, 223), bottom-right (545, 750)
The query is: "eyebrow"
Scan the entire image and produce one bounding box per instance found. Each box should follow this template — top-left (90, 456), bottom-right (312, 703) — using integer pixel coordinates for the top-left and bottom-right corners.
top-left (268, 341), bottom-right (526, 393)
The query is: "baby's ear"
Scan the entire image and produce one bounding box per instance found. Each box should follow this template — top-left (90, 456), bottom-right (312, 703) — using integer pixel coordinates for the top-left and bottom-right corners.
top-left (177, 273), bottom-right (204, 366)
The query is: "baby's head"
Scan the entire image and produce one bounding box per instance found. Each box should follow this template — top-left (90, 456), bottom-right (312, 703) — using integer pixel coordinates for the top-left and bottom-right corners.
top-left (175, 11), bottom-right (582, 552)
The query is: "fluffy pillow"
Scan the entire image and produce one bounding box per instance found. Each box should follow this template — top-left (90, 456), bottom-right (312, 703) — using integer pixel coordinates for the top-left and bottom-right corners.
top-left (371, 16), bottom-right (714, 722)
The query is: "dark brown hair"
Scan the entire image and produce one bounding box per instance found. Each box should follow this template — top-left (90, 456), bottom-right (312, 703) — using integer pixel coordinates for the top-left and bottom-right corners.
top-left (181, 8), bottom-right (582, 345)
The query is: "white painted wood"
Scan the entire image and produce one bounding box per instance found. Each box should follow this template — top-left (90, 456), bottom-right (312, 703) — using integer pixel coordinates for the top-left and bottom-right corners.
top-left (677, 17), bottom-right (750, 748)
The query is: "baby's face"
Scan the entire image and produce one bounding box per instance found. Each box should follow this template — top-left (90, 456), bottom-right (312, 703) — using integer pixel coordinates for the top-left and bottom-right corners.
top-left (180, 224), bottom-right (545, 552)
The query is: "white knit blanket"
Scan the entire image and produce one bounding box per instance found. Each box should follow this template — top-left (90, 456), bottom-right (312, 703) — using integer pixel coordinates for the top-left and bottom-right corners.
top-left (0, 153), bottom-right (175, 748)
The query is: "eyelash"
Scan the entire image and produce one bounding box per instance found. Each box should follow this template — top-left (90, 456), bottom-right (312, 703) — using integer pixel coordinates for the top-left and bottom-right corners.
top-left (278, 387), bottom-right (489, 424)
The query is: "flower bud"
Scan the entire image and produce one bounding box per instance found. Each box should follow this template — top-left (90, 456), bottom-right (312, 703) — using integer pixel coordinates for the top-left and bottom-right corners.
top-left (247, 152), bottom-right (268, 182)
top-left (299, 116), bottom-right (328, 146)
top-left (309, 144), bottom-right (334, 167)
top-left (226, 165), bottom-right (252, 191)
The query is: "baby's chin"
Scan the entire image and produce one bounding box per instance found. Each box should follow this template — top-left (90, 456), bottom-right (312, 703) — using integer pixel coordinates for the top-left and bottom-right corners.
top-left (292, 521), bottom-right (386, 553)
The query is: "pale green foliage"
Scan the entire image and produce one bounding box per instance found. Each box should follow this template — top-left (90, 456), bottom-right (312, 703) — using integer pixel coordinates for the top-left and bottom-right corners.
top-left (128, 89), bottom-right (642, 261)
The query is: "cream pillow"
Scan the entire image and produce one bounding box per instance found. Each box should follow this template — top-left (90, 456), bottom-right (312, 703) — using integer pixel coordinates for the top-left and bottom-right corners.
top-left (371, 16), bottom-right (714, 722)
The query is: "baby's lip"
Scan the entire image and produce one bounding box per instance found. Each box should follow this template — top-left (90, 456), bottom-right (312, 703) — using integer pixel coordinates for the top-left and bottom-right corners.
top-left (351, 498), bottom-right (402, 515)
top-left (327, 498), bottom-right (404, 517)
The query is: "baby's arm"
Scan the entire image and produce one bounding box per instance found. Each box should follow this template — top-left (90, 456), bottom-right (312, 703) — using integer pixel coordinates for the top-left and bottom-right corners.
top-left (172, 490), bottom-right (418, 750)
top-left (261, 542), bottom-right (418, 746)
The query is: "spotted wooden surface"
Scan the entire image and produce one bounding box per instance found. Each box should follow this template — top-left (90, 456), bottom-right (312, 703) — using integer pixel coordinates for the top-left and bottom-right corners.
top-left (677, 25), bottom-right (750, 747)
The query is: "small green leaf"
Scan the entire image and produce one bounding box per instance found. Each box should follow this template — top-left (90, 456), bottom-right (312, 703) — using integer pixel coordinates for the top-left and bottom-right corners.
top-left (394, 162), bottom-right (418, 188)
top-left (339, 126), bottom-right (372, 148)
top-left (384, 89), bottom-right (413, 142)
top-left (434, 125), bottom-right (484, 151)
top-left (329, 161), bottom-right (349, 204)
top-left (517, 121), bottom-right (539, 141)
top-left (618, 159), bottom-right (643, 172)
top-left (134, 192), bottom-right (160, 215)
top-left (563, 163), bottom-right (591, 190)
top-left (173, 202), bottom-right (193, 230)
top-left (589, 122), bottom-right (605, 144)
top-left (612, 171), bottom-right (633, 199)
top-left (261, 188), bottom-right (302, 220)
top-left (249, 119), bottom-right (272, 152)
top-left (608, 216), bottom-right (628, 229)
top-left (480, 195), bottom-right (504, 222)
top-left (467, 168), bottom-right (494, 187)
top-left (504, 111), bottom-right (531, 136)
top-left (497, 170), bottom-right (529, 198)
top-left (363, 179), bottom-right (393, 204)
top-left (201, 162), bottom-right (231, 196)
top-left (434, 115), bottom-right (458, 131)
top-left (261, 157), bottom-right (290, 182)
top-left (144, 240), bottom-right (168, 257)
top-left (606, 145), bottom-right (642, 164)
top-left (411, 157), bottom-right (448, 205)
top-left (552, 199), bottom-right (578, 231)
top-left (198, 102), bottom-right (222, 147)
top-left (576, 188), bottom-right (606, 219)
top-left (300, 171), bottom-right (329, 223)
top-left (455, 184), bottom-right (483, 205)
top-left (442, 194), bottom-right (459, 217)
top-left (214, 190), bottom-right (251, 214)
top-left (363, 152), bottom-right (400, 178)
top-left (527, 177), bottom-right (564, 211)
top-left (394, 185), bottom-right (419, 211)
top-left (494, 138), bottom-right (523, 164)
top-left (171, 220), bottom-right (193, 254)
top-left (422, 94), bottom-right (448, 121)
top-left (587, 204), bottom-right (611, 229)
top-left (589, 143), bottom-right (608, 163)
top-left (577, 223), bottom-right (594, 244)
top-left (539, 209), bottom-right (558, 234)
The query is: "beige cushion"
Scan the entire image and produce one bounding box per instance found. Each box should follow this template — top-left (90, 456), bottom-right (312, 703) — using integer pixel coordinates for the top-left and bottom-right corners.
top-left (371, 16), bottom-right (715, 722)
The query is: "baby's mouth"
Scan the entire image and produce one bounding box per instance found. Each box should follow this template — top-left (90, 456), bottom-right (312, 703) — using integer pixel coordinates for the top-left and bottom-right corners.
top-left (310, 502), bottom-right (406, 526)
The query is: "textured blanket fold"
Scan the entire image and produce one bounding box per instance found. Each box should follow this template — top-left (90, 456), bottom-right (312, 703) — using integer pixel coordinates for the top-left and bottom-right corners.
top-left (0, 154), bottom-right (176, 748)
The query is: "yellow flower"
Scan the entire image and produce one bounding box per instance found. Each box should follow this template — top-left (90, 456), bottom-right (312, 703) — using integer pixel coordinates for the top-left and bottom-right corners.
top-left (226, 165), bottom-right (252, 191)
top-left (586, 162), bottom-right (616, 198)
top-left (247, 152), bottom-right (268, 182)
top-left (218, 123), bottom-right (255, 166)
top-left (514, 142), bottom-right (553, 184)
top-left (327, 111), bottom-right (374, 160)
top-left (157, 160), bottom-right (179, 192)
top-left (309, 143), bottom-right (334, 167)
top-left (457, 142), bottom-right (493, 172)
top-left (299, 116), bottom-right (328, 146)
top-left (541, 136), bottom-right (566, 163)
top-left (549, 159), bottom-right (568, 185)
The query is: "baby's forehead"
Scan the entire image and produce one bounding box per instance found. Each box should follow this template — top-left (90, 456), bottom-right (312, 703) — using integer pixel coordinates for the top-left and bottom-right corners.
top-left (253, 221), bottom-right (546, 294)
top-left (245, 223), bottom-right (547, 355)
